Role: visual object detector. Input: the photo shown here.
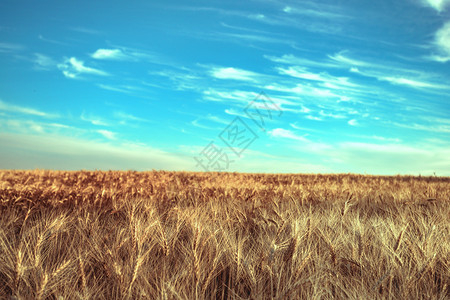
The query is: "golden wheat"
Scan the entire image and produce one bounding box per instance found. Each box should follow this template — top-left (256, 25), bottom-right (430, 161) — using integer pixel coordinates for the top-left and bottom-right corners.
top-left (0, 170), bottom-right (448, 299)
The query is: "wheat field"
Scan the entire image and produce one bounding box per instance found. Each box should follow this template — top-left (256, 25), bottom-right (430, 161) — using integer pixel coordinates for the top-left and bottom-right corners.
top-left (0, 170), bottom-right (448, 299)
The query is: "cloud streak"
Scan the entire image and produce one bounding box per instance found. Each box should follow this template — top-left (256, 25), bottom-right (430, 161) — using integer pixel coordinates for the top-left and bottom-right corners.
top-left (91, 49), bottom-right (128, 60)
top-left (97, 129), bottom-right (116, 140)
top-left (268, 128), bottom-right (309, 142)
top-left (210, 67), bottom-right (261, 81)
top-left (0, 42), bottom-right (24, 53)
top-left (58, 57), bottom-right (109, 79)
top-left (0, 99), bottom-right (58, 118)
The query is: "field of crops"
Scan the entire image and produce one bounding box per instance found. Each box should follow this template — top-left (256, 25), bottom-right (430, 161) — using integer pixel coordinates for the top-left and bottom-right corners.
top-left (0, 170), bottom-right (449, 299)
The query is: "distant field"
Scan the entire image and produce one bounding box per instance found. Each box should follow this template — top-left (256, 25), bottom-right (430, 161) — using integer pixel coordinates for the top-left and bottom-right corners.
top-left (0, 170), bottom-right (449, 299)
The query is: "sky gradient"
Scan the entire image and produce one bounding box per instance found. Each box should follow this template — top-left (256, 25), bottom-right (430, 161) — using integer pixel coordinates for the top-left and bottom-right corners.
top-left (0, 0), bottom-right (449, 175)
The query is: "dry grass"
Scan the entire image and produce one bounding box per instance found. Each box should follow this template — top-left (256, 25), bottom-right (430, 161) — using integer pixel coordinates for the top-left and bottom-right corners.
top-left (0, 170), bottom-right (449, 299)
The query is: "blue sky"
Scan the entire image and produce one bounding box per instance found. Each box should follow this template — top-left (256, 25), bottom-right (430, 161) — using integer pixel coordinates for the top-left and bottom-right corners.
top-left (0, 0), bottom-right (449, 175)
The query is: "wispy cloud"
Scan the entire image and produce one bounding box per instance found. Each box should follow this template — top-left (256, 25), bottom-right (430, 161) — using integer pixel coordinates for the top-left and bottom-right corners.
top-left (204, 114), bottom-right (230, 125)
top-left (210, 67), bottom-right (261, 81)
top-left (420, 0), bottom-right (450, 12)
top-left (265, 54), bottom-right (339, 69)
top-left (380, 76), bottom-right (448, 89)
top-left (328, 52), bottom-right (372, 67)
top-left (191, 113), bottom-right (230, 130)
top-left (290, 122), bottom-right (322, 133)
top-left (38, 34), bottom-right (67, 46)
top-left (268, 128), bottom-right (309, 142)
top-left (114, 111), bottom-right (151, 124)
top-left (305, 115), bottom-right (322, 121)
top-left (0, 99), bottom-right (58, 118)
top-left (281, 4), bottom-right (347, 19)
top-left (224, 108), bottom-right (252, 119)
top-left (91, 47), bottom-right (156, 62)
top-left (97, 129), bottom-right (116, 140)
top-left (331, 52), bottom-right (449, 90)
top-left (80, 113), bottom-right (109, 126)
top-left (203, 89), bottom-right (259, 103)
top-left (191, 119), bottom-right (213, 130)
top-left (58, 57), bottom-right (109, 79)
top-left (347, 119), bottom-right (358, 126)
top-left (0, 119), bottom-right (80, 136)
top-left (91, 48), bottom-right (128, 60)
top-left (33, 53), bottom-right (57, 70)
top-left (277, 66), bottom-right (357, 89)
top-left (429, 21), bottom-right (450, 62)
top-left (392, 121), bottom-right (450, 133)
top-left (319, 110), bottom-right (346, 119)
top-left (149, 69), bottom-right (202, 91)
top-left (97, 84), bottom-right (130, 93)
top-left (97, 84), bottom-right (145, 94)
top-left (0, 42), bottom-right (24, 53)
top-left (70, 26), bottom-right (102, 35)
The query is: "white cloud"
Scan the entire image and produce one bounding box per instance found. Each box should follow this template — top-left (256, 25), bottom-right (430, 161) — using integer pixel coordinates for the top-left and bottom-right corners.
top-left (279, 4), bottom-right (347, 19)
top-left (58, 57), bottom-right (109, 78)
top-left (191, 119), bottom-right (216, 130)
top-left (392, 122), bottom-right (450, 133)
top-left (203, 89), bottom-right (259, 102)
top-left (420, 0), bottom-right (450, 12)
top-left (114, 111), bottom-right (151, 124)
top-left (204, 114), bottom-right (230, 125)
top-left (268, 128), bottom-right (309, 142)
top-left (91, 48), bottom-right (128, 60)
top-left (264, 83), bottom-right (346, 106)
top-left (210, 67), bottom-right (260, 81)
top-left (38, 35), bottom-right (67, 46)
top-left (34, 53), bottom-right (57, 69)
top-left (305, 115), bottom-right (322, 121)
top-left (0, 42), bottom-right (24, 53)
top-left (430, 21), bottom-right (450, 62)
top-left (97, 84), bottom-right (145, 94)
top-left (0, 99), bottom-right (58, 118)
top-left (265, 84), bottom-right (304, 94)
top-left (224, 108), bottom-right (252, 119)
top-left (328, 53), bottom-right (371, 67)
top-left (348, 119), bottom-right (358, 126)
top-left (98, 84), bottom-right (129, 93)
top-left (265, 54), bottom-right (338, 69)
top-left (80, 113), bottom-right (109, 126)
top-left (319, 110), bottom-right (346, 119)
top-left (221, 32), bottom-right (289, 44)
top-left (331, 52), bottom-right (448, 89)
top-left (299, 106), bottom-right (311, 113)
top-left (277, 66), bottom-right (356, 89)
top-left (92, 46), bottom-right (162, 63)
top-left (380, 76), bottom-right (448, 89)
top-left (0, 119), bottom-right (80, 136)
top-left (191, 114), bottom-right (230, 130)
top-left (70, 27), bottom-right (102, 35)
top-left (97, 129), bottom-right (116, 140)
top-left (248, 14), bottom-right (265, 20)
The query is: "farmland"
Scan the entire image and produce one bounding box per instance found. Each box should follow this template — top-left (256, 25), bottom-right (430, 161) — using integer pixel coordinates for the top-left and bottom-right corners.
top-left (0, 170), bottom-right (449, 299)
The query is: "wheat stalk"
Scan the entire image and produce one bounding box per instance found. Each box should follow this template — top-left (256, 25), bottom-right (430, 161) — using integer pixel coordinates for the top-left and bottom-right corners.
top-left (393, 229), bottom-right (404, 252)
top-left (283, 237), bottom-right (297, 263)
